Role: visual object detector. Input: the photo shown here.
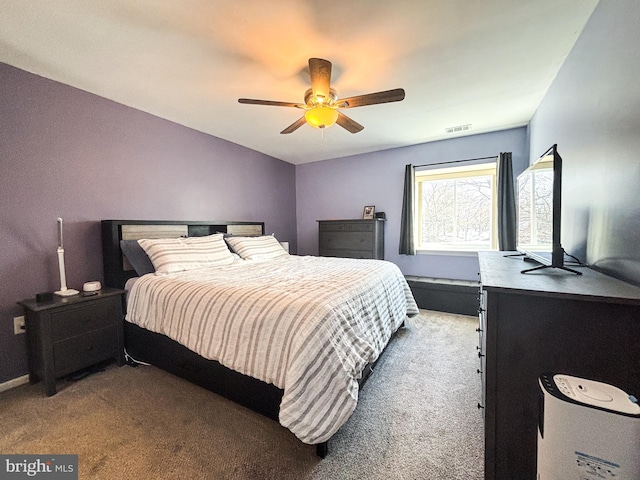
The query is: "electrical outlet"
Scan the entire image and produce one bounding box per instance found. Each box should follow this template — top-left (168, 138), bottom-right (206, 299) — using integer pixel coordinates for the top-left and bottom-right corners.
top-left (14, 316), bottom-right (25, 335)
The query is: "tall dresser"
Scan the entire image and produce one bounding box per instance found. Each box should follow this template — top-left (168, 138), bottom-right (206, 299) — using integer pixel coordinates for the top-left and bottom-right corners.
top-left (477, 251), bottom-right (640, 480)
top-left (318, 219), bottom-right (385, 259)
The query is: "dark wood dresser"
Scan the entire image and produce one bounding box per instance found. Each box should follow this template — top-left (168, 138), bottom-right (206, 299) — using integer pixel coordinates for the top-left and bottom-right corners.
top-left (19, 288), bottom-right (126, 396)
top-left (318, 219), bottom-right (385, 259)
top-left (478, 251), bottom-right (640, 480)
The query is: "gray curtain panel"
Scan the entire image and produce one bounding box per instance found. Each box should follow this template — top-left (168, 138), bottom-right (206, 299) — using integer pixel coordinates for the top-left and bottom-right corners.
top-left (399, 164), bottom-right (416, 255)
top-left (497, 152), bottom-right (517, 251)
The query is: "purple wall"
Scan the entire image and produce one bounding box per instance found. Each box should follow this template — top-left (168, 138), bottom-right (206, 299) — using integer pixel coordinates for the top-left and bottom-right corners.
top-left (295, 128), bottom-right (528, 281)
top-left (528, 0), bottom-right (640, 285)
top-left (0, 63), bottom-right (296, 383)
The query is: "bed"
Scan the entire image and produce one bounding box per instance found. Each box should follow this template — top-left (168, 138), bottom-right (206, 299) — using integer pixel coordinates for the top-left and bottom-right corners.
top-left (101, 220), bottom-right (419, 457)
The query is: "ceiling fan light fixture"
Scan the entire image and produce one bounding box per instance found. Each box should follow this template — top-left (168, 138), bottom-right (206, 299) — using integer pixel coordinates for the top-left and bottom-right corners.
top-left (239, 58), bottom-right (405, 134)
top-left (304, 106), bottom-right (339, 129)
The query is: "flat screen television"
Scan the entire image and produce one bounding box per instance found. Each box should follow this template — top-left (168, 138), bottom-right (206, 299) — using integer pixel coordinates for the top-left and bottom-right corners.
top-left (515, 144), bottom-right (580, 274)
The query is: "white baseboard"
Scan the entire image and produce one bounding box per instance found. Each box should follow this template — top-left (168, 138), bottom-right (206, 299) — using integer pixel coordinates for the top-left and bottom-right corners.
top-left (0, 374), bottom-right (29, 393)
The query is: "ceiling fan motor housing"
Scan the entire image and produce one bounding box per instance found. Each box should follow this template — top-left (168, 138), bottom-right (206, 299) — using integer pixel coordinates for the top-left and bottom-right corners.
top-left (304, 88), bottom-right (337, 107)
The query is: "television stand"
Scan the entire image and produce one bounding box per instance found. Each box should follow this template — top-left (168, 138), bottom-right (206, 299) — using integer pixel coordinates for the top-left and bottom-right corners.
top-left (520, 263), bottom-right (582, 275)
top-left (478, 251), bottom-right (640, 480)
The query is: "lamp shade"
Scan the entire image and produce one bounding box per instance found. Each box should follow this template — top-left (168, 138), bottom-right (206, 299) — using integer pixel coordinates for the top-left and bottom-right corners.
top-left (304, 106), bottom-right (339, 129)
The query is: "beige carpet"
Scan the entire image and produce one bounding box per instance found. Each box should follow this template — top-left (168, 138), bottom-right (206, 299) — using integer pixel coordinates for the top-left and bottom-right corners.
top-left (0, 310), bottom-right (483, 479)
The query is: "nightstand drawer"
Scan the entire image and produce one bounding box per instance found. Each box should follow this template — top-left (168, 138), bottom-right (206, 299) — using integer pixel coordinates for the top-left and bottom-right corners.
top-left (53, 326), bottom-right (118, 376)
top-left (51, 299), bottom-right (117, 342)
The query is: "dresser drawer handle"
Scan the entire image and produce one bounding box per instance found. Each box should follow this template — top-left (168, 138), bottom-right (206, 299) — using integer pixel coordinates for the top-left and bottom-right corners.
top-left (477, 351), bottom-right (485, 358)
top-left (477, 403), bottom-right (485, 410)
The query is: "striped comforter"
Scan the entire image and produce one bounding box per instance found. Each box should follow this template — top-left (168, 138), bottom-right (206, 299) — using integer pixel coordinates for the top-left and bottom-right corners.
top-left (125, 255), bottom-right (419, 444)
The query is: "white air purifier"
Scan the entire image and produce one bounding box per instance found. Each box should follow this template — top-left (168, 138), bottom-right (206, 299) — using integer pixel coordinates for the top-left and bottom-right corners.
top-left (537, 373), bottom-right (640, 480)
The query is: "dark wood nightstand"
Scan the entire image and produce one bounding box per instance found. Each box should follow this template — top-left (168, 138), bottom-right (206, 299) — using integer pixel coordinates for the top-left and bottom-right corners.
top-left (18, 287), bottom-right (126, 396)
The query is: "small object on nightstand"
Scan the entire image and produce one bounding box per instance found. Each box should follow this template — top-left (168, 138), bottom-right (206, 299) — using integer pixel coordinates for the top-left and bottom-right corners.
top-left (36, 292), bottom-right (54, 303)
top-left (83, 281), bottom-right (102, 292)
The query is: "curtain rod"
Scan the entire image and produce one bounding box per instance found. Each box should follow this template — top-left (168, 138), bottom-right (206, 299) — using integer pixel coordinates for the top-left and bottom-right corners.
top-left (414, 155), bottom-right (498, 169)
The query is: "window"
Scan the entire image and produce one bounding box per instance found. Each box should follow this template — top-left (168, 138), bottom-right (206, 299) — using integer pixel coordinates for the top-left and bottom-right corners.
top-left (415, 162), bottom-right (498, 252)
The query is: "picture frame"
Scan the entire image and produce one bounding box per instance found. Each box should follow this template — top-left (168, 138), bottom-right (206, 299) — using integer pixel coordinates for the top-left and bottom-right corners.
top-left (363, 206), bottom-right (375, 220)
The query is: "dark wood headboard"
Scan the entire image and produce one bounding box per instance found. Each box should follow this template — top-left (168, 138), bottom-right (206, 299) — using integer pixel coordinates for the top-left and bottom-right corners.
top-left (101, 220), bottom-right (265, 289)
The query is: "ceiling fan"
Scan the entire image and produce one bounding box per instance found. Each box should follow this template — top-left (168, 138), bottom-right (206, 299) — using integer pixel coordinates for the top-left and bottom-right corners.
top-left (238, 58), bottom-right (405, 134)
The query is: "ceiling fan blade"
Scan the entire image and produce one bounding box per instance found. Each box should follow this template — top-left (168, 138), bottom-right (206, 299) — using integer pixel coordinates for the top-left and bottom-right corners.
top-left (338, 88), bottom-right (406, 108)
top-left (309, 58), bottom-right (332, 100)
top-left (280, 116), bottom-right (307, 134)
top-left (238, 98), bottom-right (304, 108)
top-left (336, 112), bottom-right (364, 134)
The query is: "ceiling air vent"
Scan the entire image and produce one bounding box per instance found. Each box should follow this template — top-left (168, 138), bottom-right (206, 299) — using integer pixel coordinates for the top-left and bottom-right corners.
top-left (445, 124), bottom-right (471, 134)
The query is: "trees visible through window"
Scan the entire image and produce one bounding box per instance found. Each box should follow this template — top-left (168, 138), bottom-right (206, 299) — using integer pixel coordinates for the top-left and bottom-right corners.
top-left (517, 168), bottom-right (553, 247)
top-left (415, 162), bottom-right (497, 251)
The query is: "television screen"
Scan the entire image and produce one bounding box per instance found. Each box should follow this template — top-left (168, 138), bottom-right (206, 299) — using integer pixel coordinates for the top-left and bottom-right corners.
top-left (515, 144), bottom-right (580, 274)
top-left (516, 153), bottom-right (555, 261)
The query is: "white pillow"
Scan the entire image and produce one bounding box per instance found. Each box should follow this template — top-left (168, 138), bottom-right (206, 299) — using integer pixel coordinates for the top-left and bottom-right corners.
top-left (225, 235), bottom-right (289, 260)
top-left (138, 234), bottom-right (234, 274)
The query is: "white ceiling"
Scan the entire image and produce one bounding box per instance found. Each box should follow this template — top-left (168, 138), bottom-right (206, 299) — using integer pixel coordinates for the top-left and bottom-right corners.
top-left (1, 0), bottom-right (599, 164)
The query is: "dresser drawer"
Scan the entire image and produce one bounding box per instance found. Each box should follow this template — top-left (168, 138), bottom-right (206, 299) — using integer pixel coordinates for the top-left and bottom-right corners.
top-left (50, 298), bottom-right (118, 342)
top-left (53, 326), bottom-right (118, 376)
top-left (320, 231), bottom-right (374, 251)
top-left (319, 222), bottom-right (374, 233)
top-left (320, 248), bottom-right (375, 259)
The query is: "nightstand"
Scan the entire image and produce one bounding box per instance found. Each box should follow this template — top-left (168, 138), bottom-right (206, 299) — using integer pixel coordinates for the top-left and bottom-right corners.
top-left (18, 287), bottom-right (126, 396)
